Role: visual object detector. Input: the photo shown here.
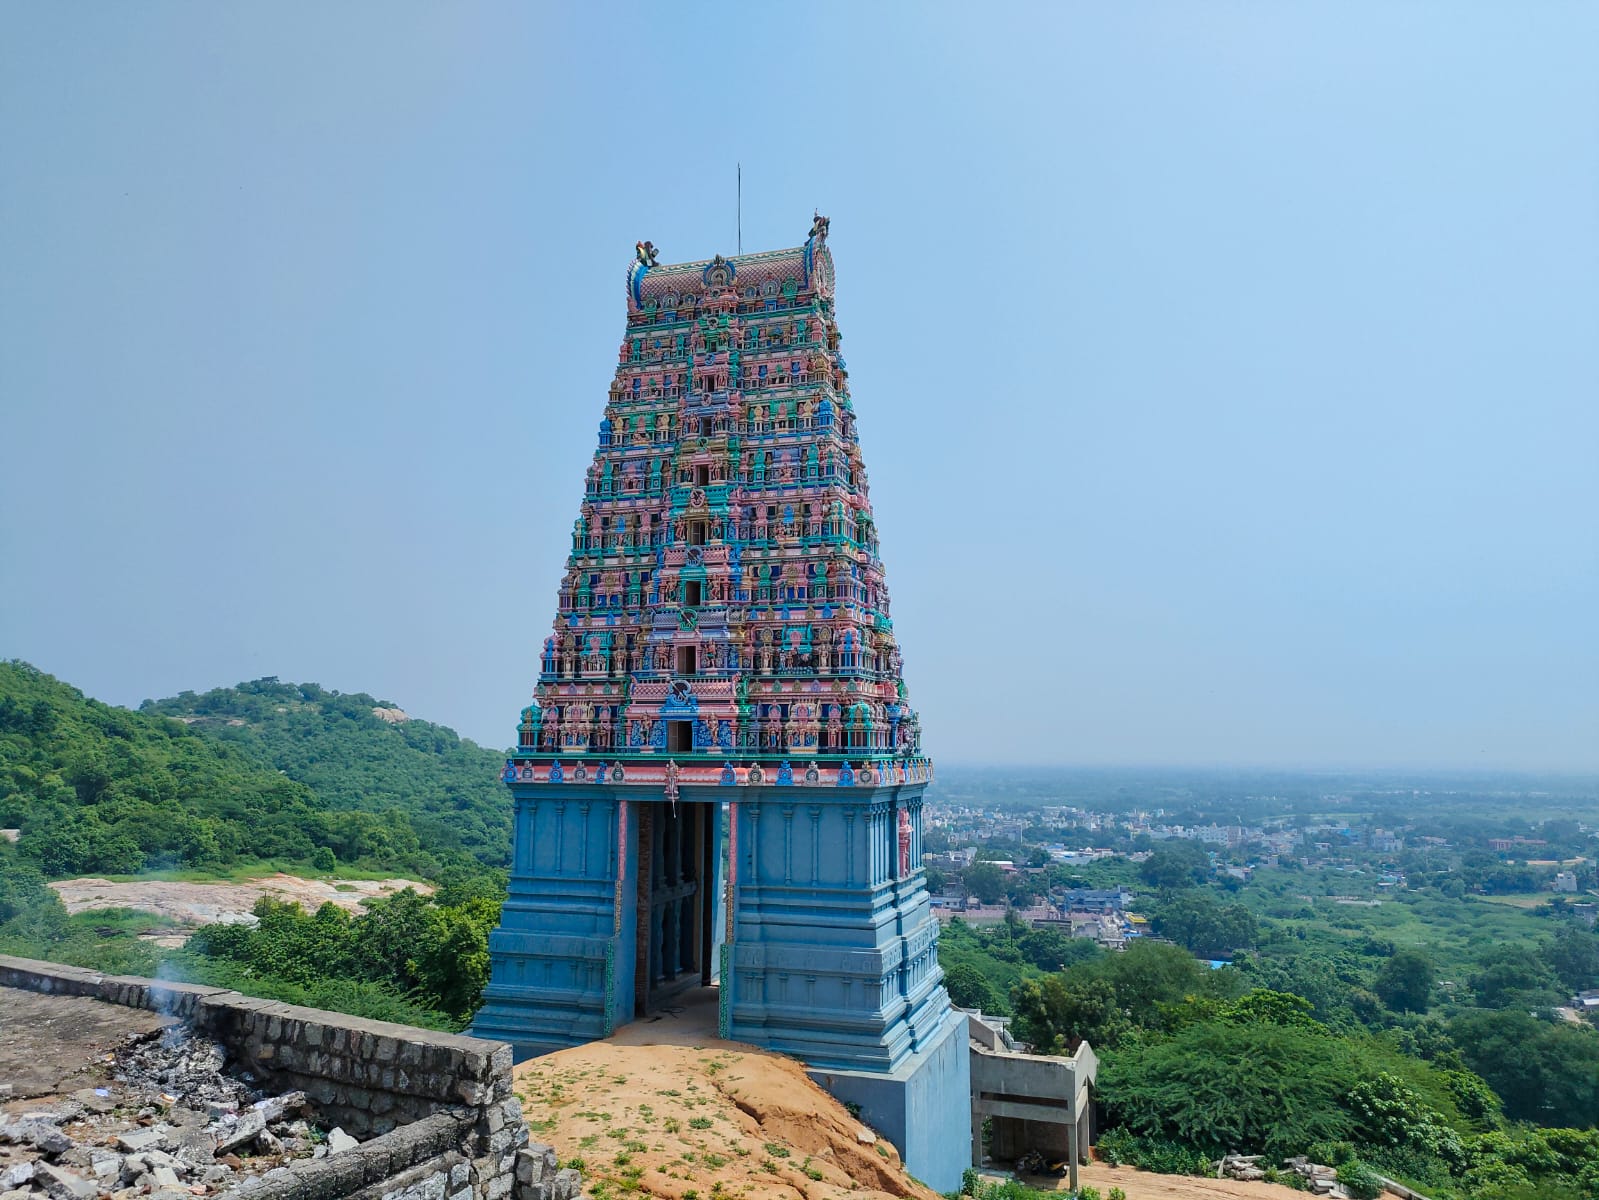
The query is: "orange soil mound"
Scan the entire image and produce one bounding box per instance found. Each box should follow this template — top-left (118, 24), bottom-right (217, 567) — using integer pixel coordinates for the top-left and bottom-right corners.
top-left (513, 1041), bottom-right (939, 1200)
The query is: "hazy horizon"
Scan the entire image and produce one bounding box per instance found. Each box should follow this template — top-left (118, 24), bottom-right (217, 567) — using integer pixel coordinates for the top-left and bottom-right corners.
top-left (3, 4), bottom-right (1595, 771)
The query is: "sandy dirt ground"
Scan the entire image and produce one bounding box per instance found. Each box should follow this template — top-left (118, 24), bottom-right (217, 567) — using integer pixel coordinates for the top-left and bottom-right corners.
top-left (49, 874), bottom-right (433, 944)
top-left (514, 1038), bottom-right (940, 1200)
top-left (1063, 1163), bottom-right (1311, 1200)
top-left (0, 988), bottom-right (173, 1099)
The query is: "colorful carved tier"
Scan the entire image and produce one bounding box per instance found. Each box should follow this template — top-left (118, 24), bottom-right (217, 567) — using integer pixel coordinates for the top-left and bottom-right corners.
top-left (474, 220), bottom-right (968, 1192)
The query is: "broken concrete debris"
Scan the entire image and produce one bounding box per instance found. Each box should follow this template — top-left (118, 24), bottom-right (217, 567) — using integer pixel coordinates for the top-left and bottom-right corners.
top-left (0, 1029), bottom-right (354, 1200)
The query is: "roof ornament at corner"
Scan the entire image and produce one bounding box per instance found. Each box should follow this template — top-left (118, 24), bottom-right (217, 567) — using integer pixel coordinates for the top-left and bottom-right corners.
top-left (809, 211), bottom-right (830, 243)
top-left (635, 240), bottom-right (659, 268)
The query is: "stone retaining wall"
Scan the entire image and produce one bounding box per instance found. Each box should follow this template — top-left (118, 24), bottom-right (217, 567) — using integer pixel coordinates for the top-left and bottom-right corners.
top-left (0, 956), bottom-right (583, 1200)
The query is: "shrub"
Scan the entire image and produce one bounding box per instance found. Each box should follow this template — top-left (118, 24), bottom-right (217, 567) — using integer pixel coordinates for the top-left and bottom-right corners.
top-left (1346, 1072), bottom-right (1464, 1168)
top-left (1335, 1161), bottom-right (1383, 1200)
top-left (1093, 1129), bottom-right (1210, 1175)
top-left (1307, 1141), bottom-right (1358, 1167)
top-left (1100, 1022), bottom-right (1358, 1158)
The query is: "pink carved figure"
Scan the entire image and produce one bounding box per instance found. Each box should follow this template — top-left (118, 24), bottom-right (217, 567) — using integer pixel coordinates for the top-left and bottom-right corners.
top-left (898, 808), bottom-right (911, 878)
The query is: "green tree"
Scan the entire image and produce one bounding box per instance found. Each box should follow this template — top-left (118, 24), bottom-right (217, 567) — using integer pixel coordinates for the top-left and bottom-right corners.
top-left (1544, 927), bottom-right (1599, 993)
top-left (1099, 1021), bottom-right (1359, 1158)
top-left (1470, 945), bottom-right (1563, 1009)
top-left (943, 962), bottom-right (1004, 1012)
top-left (1011, 976), bottom-right (1130, 1053)
top-left (1346, 1073), bottom-right (1464, 1168)
top-left (1138, 840), bottom-right (1212, 890)
top-left (1374, 949), bottom-right (1436, 1013)
top-left (1018, 927), bottom-right (1103, 973)
top-left (1151, 891), bottom-right (1257, 958)
top-left (1094, 939), bottom-right (1219, 1014)
top-left (1221, 988), bottom-right (1323, 1030)
top-left (412, 896), bottom-right (499, 1018)
top-left (1450, 1009), bottom-right (1599, 1126)
top-left (963, 862), bottom-right (1006, 905)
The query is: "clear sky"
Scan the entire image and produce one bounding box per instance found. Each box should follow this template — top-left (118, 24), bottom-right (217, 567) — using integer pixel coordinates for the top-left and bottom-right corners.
top-left (2, 3), bottom-right (1595, 770)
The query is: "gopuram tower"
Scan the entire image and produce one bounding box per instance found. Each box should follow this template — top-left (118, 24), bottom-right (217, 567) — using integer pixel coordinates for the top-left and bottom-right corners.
top-left (474, 217), bottom-right (969, 1188)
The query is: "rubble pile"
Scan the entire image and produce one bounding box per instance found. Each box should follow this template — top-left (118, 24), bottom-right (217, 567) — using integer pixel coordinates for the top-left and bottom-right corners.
top-left (1215, 1153), bottom-right (1268, 1183)
top-left (1213, 1154), bottom-right (1369, 1198)
top-left (0, 1028), bottom-right (364, 1200)
top-left (1281, 1156), bottom-right (1352, 1197)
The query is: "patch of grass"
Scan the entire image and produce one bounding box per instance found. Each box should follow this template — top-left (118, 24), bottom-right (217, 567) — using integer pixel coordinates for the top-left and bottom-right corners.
top-left (701, 1153), bottom-right (727, 1170)
top-left (764, 1143), bottom-right (790, 1158)
top-left (689, 1117), bottom-right (713, 1130)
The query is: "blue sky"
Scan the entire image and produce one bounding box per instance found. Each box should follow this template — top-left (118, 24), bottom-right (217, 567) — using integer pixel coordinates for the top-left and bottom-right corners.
top-left (2, 3), bottom-right (1595, 769)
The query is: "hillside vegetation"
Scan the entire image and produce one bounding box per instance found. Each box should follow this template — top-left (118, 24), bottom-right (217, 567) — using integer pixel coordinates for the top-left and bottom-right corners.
top-left (0, 660), bottom-right (511, 1031)
top-left (935, 841), bottom-right (1599, 1200)
top-left (142, 676), bottom-right (511, 869)
top-left (0, 660), bottom-right (499, 882)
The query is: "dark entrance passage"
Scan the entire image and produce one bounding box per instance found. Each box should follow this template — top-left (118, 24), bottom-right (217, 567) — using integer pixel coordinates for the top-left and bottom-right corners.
top-left (633, 801), bottom-right (716, 1017)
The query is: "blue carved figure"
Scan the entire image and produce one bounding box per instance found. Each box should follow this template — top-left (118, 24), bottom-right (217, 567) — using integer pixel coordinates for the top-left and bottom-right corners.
top-left (776, 761), bottom-right (793, 786)
top-left (837, 761), bottom-right (855, 786)
top-left (548, 761), bottom-right (564, 784)
top-left (501, 759), bottom-right (517, 784)
top-left (720, 762), bottom-right (737, 786)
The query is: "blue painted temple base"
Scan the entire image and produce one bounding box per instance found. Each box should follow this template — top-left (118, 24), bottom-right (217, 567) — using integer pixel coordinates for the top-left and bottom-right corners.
top-left (807, 1006), bottom-right (971, 1192)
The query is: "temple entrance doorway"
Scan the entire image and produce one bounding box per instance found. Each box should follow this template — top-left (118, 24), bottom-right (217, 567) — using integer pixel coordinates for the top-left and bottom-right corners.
top-left (632, 800), bottom-right (717, 1018)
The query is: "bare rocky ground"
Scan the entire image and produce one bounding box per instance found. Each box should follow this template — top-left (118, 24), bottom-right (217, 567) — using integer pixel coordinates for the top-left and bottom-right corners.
top-left (48, 876), bottom-right (433, 946)
top-left (0, 991), bottom-right (365, 1200)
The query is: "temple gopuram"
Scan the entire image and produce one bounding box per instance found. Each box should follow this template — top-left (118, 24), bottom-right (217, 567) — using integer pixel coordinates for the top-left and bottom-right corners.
top-left (473, 218), bottom-right (969, 1188)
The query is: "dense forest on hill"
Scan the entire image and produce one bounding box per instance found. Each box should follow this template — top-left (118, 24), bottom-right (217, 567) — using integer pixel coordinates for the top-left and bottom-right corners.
top-left (0, 661), bottom-right (501, 884)
top-left (142, 677), bottom-right (511, 869)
